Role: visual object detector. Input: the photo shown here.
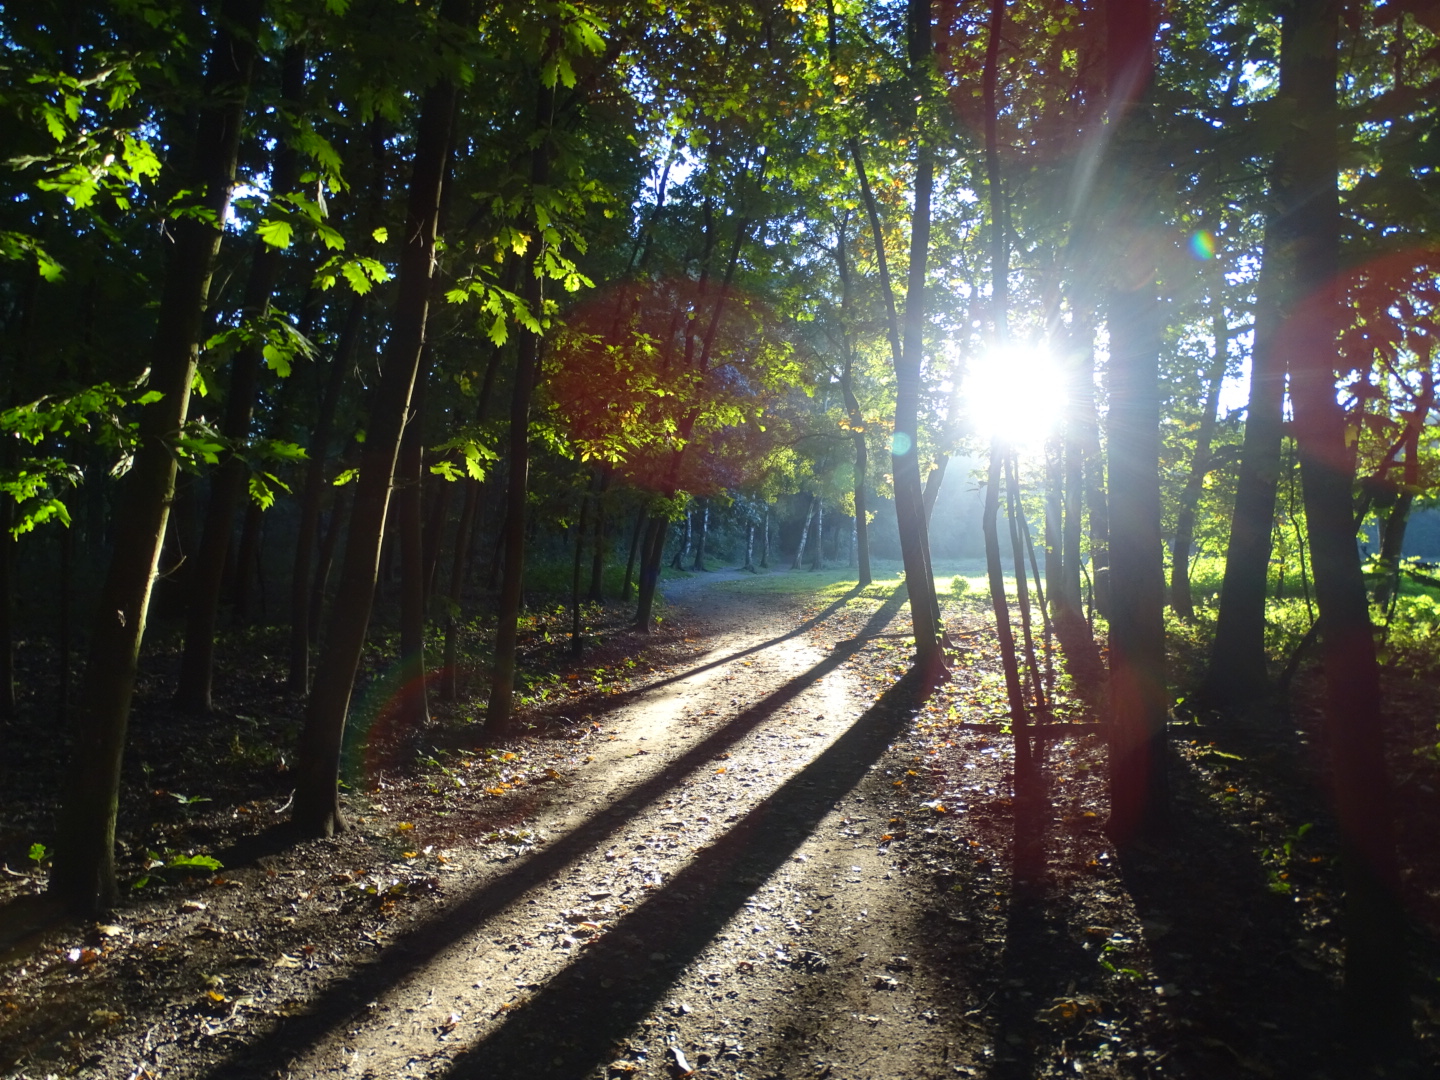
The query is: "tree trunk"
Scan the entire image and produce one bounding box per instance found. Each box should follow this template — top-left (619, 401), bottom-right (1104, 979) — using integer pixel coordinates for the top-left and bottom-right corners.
top-left (670, 509), bottom-right (691, 570)
top-left (397, 362), bottom-right (431, 727)
top-left (288, 295), bottom-right (363, 694)
top-left (984, 444), bottom-right (1031, 777)
top-left (569, 474), bottom-right (592, 655)
top-left (810, 500), bottom-right (826, 571)
top-left (486, 70), bottom-right (553, 737)
top-left (1170, 253), bottom-right (1230, 619)
top-left (621, 506), bottom-right (645, 600)
top-left (229, 500), bottom-right (263, 625)
top-left (759, 503), bottom-right (770, 568)
top-left (1203, 7), bottom-right (1320, 706)
top-left (691, 500), bottom-right (709, 571)
top-left (1103, 0), bottom-right (1168, 847)
top-left (1281, 0), bottom-right (1406, 1043)
top-left (792, 495), bottom-right (817, 570)
top-left (587, 470), bottom-right (610, 601)
top-left (50, 0), bottom-right (262, 914)
top-left (293, 48), bottom-right (457, 836)
top-left (176, 43), bottom-right (306, 712)
top-left (632, 514), bottom-right (668, 630)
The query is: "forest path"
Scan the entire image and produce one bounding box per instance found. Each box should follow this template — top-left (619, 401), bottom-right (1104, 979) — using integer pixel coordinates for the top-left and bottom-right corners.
top-left (220, 569), bottom-right (979, 1080)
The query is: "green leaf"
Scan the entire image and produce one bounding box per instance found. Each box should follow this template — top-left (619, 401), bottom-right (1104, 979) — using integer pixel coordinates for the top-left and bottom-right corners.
top-left (256, 219), bottom-right (294, 249)
top-left (332, 467), bottom-right (360, 486)
top-left (372, 226), bottom-right (388, 244)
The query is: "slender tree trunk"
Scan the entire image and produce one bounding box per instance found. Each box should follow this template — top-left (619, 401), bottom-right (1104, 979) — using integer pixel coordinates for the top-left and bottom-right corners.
top-left (176, 44), bottom-right (306, 712)
top-left (587, 470), bottom-right (610, 601)
top-left (759, 504), bottom-right (770, 569)
top-left (811, 500), bottom-right (825, 571)
top-left (743, 521), bottom-right (756, 572)
top-left (485, 70), bottom-right (553, 738)
top-left (692, 500), bottom-right (709, 571)
top-left (569, 474), bottom-right (592, 655)
top-left (670, 509), bottom-right (691, 570)
top-left (293, 44), bottom-right (458, 836)
top-left (1005, 453), bottom-right (1044, 710)
top-left (621, 506), bottom-right (644, 600)
top-left (51, 0), bottom-right (262, 913)
top-left (632, 514), bottom-right (668, 629)
top-left (1204, 8), bottom-right (1317, 706)
top-left (1170, 254), bottom-right (1230, 619)
top-left (792, 495), bottom-right (817, 570)
top-left (985, 444), bottom-right (1031, 777)
top-left (230, 500), bottom-right (262, 624)
top-left (1103, 0), bottom-right (1168, 846)
top-left (1056, 330), bottom-right (1086, 622)
top-left (1281, 0), bottom-right (1406, 1043)
top-left (309, 481), bottom-right (348, 640)
top-left (288, 295), bottom-right (363, 693)
top-left (397, 363), bottom-right (431, 727)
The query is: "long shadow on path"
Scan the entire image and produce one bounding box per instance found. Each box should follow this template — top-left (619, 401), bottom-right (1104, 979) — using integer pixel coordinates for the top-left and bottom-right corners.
top-left (442, 668), bottom-right (927, 1079)
top-left (206, 587), bottom-right (910, 1080)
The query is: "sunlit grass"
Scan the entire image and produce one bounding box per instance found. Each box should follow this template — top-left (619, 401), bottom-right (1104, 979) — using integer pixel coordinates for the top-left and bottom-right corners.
top-left (712, 558), bottom-right (1015, 604)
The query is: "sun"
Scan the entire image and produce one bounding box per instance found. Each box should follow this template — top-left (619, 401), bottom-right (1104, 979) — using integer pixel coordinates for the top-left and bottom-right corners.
top-left (961, 342), bottom-right (1068, 446)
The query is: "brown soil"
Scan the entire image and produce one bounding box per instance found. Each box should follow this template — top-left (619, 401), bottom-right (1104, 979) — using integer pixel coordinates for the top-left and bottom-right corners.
top-left (1, 572), bottom-right (1438, 1080)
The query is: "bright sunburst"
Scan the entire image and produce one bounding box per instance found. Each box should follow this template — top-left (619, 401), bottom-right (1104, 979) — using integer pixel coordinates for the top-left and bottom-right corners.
top-left (961, 342), bottom-right (1068, 445)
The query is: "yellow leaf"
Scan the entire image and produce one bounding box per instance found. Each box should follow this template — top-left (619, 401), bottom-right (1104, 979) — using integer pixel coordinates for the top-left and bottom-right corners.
top-left (397, 822), bottom-right (415, 831)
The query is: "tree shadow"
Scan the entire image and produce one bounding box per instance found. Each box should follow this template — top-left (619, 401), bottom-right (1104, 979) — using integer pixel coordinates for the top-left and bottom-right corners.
top-left (521, 584), bottom-right (870, 730)
top-left (438, 670), bottom-right (927, 1079)
top-left (1113, 731), bottom-right (1348, 1077)
top-left (204, 586), bottom-right (911, 1079)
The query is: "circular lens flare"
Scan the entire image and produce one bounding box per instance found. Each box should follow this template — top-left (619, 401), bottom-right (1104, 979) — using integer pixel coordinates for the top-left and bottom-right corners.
top-left (963, 343), bottom-right (1067, 446)
top-left (1189, 230), bottom-right (1216, 260)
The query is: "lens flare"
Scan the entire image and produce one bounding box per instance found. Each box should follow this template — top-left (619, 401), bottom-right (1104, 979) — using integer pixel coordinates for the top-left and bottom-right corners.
top-left (962, 343), bottom-right (1067, 446)
top-left (1189, 230), bottom-right (1216, 260)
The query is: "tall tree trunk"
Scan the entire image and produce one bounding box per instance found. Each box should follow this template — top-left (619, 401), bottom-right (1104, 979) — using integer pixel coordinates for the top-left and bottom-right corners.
top-left (632, 514), bottom-right (668, 629)
top-left (176, 43), bottom-right (306, 712)
top-left (810, 500), bottom-right (825, 571)
top-left (1281, 0), bottom-right (1406, 1042)
top-left (486, 72), bottom-right (553, 737)
top-left (759, 503), bottom-right (770, 569)
top-left (670, 509), bottom-right (691, 570)
top-left (230, 500), bottom-right (263, 624)
top-left (1103, 0), bottom-right (1168, 846)
top-left (288, 295), bottom-right (363, 693)
top-left (1203, 9), bottom-right (1320, 705)
top-left (569, 474), bottom-right (593, 655)
top-left (834, 216), bottom-right (872, 587)
top-left (985, 444), bottom-right (1031, 777)
top-left (691, 500), bottom-right (709, 571)
top-left (397, 362), bottom-right (431, 727)
top-left (1006, 453), bottom-right (1044, 710)
top-left (587, 470), bottom-right (610, 601)
top-left (293, 44), bottom-right (458, 836)
top-left (1059, 415), bottom-right (1085, 620)
top-left (792, 495), bottom-right (817, 570)
top-left (51, 0), bottom-right (263, 914)
top-left (1170, 254), bottom-right (1231, 619)
top-left (621, 506), bottom-right (644, 601)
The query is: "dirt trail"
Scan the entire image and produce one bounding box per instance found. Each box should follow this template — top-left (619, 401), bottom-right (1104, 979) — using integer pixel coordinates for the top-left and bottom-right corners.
top-left (208, 574), bottom-right (976, 1080)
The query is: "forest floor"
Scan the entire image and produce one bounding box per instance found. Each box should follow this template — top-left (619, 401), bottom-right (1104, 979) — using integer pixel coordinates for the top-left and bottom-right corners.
top-left (2, 566), bottom-right (1439, 1080)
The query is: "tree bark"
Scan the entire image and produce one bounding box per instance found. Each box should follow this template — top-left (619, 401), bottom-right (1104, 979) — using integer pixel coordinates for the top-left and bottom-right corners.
top-left (486, 70), bottom-right (554, 737)
top-left (293, 46), bottom-right (457, 836)
top-left (51, 0), bottom-right (263, 913)
top-left (984, 444), bottom-right (1031, 777)
top-left (288, 294), bottom-right (363, 694)
top-left (792, 495), bottom-right (817, 570)
top-left (397, 359), bottom-right (431, 727)
top-left (1103, 0), bottom-right (1168, 846)
top-left (691, 499), bottom-right (709, 571)
top-left (1281, 0), bottom-right (1406, 1043)
top-left (176, 42), bottom-right (306, 712)
top-left (1170, 254), bottom-right (1231, 619)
